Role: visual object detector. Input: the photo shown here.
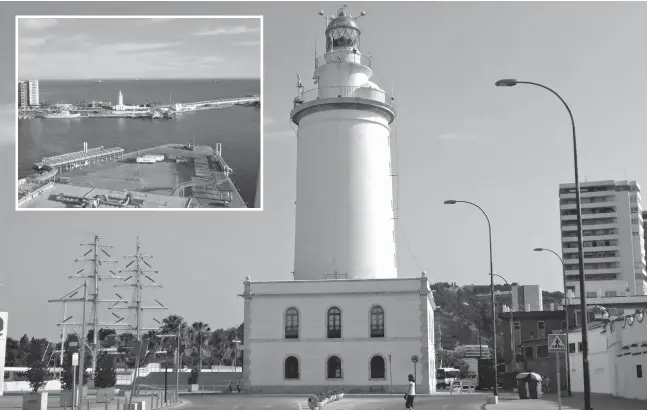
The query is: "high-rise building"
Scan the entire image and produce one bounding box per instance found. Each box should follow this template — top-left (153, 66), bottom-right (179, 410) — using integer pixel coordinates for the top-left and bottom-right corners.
top-left (17, 81), bottom-right (28, 107)
top-left (559, 180), bottom-right (647, 298)
top-left (18, 80), bottom-right (39, 107)
top-left (28, 80), bottom-right (39, 106)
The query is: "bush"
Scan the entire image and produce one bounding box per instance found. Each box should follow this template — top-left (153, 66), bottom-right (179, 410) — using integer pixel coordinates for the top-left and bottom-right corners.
top-left (94, 352), bottom-right (116, 388)
top-left (26, 360), bottom-right (49, 393)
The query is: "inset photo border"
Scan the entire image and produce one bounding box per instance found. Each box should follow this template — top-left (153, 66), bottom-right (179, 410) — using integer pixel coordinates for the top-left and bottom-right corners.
top-left (15, 15), bottom-right (263, 211)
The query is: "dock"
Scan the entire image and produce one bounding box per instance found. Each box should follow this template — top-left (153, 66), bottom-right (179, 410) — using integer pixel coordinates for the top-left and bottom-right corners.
top-left (18, 142), bottom-right (247, 209)
top-left (34, 143), bottom-right (124, 173)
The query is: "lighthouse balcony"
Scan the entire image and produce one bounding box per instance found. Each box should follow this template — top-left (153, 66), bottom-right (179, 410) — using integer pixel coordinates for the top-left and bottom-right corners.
top-left (291, 85), bottom-right (396, 124)
top-left (296, 85), bottom-right (394, 106)
top-left (315, 52), bottom-right (372, 69)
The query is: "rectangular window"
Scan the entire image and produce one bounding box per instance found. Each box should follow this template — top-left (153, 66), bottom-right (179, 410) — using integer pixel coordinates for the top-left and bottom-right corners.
top-left (638, 365), bottom-right (643, 379)
top-left (632, 218), bottom-right (639, 224)
top-left (604, 291), bottom-right (617, 297)
top-left (569, 343), bottom-right (576, 353)
top-left (562, 321), bottom-right (567, 330)
top-left (537, 321), bottom-right (545, 338)
top-left (586, 292), bottom-right (598, 298)
top-left (578, 342), bottom-right (583, 352)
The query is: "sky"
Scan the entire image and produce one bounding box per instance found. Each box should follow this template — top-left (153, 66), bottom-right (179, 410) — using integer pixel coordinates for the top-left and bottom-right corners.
top-left (17, 17), bottom-right (261, 79)
top-left (2, 1), bottom-right (647, 340)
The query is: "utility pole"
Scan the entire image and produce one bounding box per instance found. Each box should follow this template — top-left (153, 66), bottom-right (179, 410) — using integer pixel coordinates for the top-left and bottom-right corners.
top-left (70, 236), bottom-right (122, 378)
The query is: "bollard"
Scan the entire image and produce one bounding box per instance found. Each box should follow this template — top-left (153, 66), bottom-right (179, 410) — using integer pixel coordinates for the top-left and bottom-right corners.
top-left (64, 402), bottom-right (67, 410)
top-left (117, 397), bottom-right (120, 410)
top-left (87, 400), bottom-right (91, 410)
top-left (150, 392), bottom-right (153, 410)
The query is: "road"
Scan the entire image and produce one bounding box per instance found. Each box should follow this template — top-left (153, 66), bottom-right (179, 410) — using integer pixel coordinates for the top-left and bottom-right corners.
top-left (179, 392), bottom-right (488, 410)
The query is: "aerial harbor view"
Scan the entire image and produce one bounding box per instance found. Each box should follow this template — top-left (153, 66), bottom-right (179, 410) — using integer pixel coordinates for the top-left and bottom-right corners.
top-left (16, 17), bottom-right (261, 209)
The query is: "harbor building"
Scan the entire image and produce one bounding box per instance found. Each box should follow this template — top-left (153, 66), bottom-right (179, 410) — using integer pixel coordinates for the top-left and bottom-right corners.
top-left (510, 284), bottom-right (543, 312)
top-left (17, 80), bottom-right (39, 107)
top-left (113, 90), bottom-right (148, 112)
top-left (559, 180), bottom-right (647, 298)
top-left (242, 8), bottom-right (436, 394)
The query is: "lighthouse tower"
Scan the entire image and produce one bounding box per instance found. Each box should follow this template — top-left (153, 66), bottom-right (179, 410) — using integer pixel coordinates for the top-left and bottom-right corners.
top-left (290, 8), bottom-right (397, 281)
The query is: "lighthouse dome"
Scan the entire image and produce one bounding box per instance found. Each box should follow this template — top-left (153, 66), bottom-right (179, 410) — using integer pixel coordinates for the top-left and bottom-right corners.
top-left (361, 81), bottom-right (383, 91)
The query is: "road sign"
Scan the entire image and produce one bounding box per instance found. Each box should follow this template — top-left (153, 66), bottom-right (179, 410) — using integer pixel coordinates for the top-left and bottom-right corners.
top-left (411, 355), bottom-right (419, 363)
top-left (72, 353), bottom-right (79, 366)
top-left (548, 333), bottom-right (567, 352)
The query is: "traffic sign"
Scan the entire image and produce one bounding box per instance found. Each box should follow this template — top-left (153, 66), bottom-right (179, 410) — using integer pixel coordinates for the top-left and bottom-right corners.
top-left (548, 333), bottom-right (567, 352)
top-left (411, 355), bottom-right (419, 363)
top-left (72, 353), bottom-right (79, 366)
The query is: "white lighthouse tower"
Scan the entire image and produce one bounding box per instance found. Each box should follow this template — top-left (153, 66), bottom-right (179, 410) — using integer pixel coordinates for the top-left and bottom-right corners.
top-left (290, 7), bottom-right (397, 280)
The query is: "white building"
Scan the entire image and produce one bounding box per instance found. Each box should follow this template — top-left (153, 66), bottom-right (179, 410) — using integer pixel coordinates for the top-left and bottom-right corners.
top-left (113, 90), bottom-right (148, 112)
top-left (559, 180), bottom-right (647, 298)
top-left (511, 285), bottom-right (543, 312)
top-left (242, 8), bottom-right (436, 394)
top-left (18, 80), bottom-right (39, 107)
top-left (568, 312), bottom-right (647, 400)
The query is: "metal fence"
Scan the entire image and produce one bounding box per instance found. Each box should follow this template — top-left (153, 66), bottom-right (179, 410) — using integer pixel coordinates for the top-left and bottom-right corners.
top-left (315, 53), bottom-right (372, 68)
top-left (297, 85), bottom-right (394, 107)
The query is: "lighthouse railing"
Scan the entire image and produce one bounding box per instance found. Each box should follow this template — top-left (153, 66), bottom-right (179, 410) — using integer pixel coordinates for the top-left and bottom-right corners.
top-left (298, 85), bottom-right (394, 107)
top-left (315, 52), bottom-right (372, 68)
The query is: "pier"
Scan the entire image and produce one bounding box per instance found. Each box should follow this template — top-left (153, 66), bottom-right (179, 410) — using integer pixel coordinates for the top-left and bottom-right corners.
top-left (34, 143), bottom-right (124, 173)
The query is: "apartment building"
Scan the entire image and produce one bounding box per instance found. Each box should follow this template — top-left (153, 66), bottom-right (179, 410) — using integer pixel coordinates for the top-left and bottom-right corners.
top-left (18, 80), bottom-right (39, 107)
top-left (510, 284), bottom-right (543, 312)
top-left (559, 180), bottom-right (647, 298)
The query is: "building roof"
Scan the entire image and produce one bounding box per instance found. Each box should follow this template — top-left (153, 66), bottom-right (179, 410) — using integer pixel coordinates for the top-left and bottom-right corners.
top-left (499, 310), bottom-right (566, 321)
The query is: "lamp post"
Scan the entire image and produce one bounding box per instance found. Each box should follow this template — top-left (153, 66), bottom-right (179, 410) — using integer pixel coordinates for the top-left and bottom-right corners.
top-left (535, 246), bottom-right (573, 397)
top-left (444, 199), bottom-right (498, 399)
top-left (496, 78), bottom-right (590, 409)
top-left (492, 274), bottom-right (515, 376)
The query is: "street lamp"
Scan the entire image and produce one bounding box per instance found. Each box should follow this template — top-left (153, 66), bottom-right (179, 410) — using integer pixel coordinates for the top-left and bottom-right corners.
top-left (497, 78), bottom-right (590, 410)
top-left (534, 246), bottom-right (572, 396)
top-left (492, 274), bottom-right (516, 376)
top-left (444, 199), bottom-right (498, 399)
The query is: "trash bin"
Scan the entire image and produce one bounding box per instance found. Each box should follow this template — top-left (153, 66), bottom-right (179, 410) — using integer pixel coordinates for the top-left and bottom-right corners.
top-left (516, 373), bottom-right (530, 399)
top-left (528, 373), bottom-right (543, 399)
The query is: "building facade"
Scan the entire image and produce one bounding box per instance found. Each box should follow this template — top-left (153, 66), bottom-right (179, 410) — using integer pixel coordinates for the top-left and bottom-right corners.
top-left (242, 8), bottom-right (436, 394)
top-left (511, 285), bottom-right (543, 312)
top-left (559, 180), bottom-right (647, 297)
top-left (18, 80), bottom-right (39, 107)
top-left (242, 276), bottom-right (435, 393)
top-left (499, 310), bottom-right (567, 388)
top-left (568, 312), bottom-right (647, 400)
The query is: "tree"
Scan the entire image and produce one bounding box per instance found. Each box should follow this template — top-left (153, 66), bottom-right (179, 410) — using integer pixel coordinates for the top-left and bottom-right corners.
top-left (189, 322), bottom-right (211, 371)
top-left (26, 359), bottom-right (49, 393)
top-left (94, 352), bottom-right (116, 389)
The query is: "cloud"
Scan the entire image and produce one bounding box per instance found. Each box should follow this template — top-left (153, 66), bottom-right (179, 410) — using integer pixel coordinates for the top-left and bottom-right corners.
top-left (437, 133), bottom-right (478, 141)
top-left (233, 40), bottom-right (261, 47)
top-left (193, 26), bottom-right (260, 36)
top-left (18, 18), bottom-right (58, 30)
top-left (97, 41), bottom-right (184, 53)
top-left (264, 117), bottom-right (276, 126)
top-left (136, 18), bottom-right (176, 25)
top-left (19, 36), bottom-right (49, 47)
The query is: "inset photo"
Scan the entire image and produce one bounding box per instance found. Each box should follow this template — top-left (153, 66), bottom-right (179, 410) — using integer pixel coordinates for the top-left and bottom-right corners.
top-left (16, 16), bottom-right (262, 210)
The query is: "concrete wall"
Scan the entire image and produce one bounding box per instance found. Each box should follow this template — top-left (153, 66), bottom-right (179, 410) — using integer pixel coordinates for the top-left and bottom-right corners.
top-left (243, 276), bottom-right (435, 393)
top-left (568, 312), bottom-right (647, 400)
top-left (3, 381), bottom-right (61, 393)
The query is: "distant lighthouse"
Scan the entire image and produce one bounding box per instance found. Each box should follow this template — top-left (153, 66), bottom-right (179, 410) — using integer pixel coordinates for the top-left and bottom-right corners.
top-left (118, 90), bottom-right (124, 106)
top-left (290, 7), bottom-right (397, 280)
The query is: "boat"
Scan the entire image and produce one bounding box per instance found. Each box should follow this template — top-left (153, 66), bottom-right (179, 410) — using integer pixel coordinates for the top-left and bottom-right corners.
top-left (91, 80), bottom-right (102, 83)
top-left (42, 111), bottom-right (81, 119)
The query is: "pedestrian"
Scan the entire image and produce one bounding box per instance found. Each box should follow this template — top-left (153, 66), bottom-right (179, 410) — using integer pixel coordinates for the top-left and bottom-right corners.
top-left (404, 374), bottom-right (415, 409)
top-left (237, 380), bottom-right (241, 393)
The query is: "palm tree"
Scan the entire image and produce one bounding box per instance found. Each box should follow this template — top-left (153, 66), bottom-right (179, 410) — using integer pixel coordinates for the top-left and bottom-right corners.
top-left (160, 315), bottom-right (189, 368)
top-left (189, 322), bottom-right (212, 371)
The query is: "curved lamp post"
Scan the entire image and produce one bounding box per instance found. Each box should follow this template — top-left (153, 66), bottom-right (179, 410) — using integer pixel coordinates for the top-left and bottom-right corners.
top-left (444, 199), bottom-right (498, 398)
top-left (492, 273), bottom-right (516, 375)
top-left (496, 78), bottom-right (590, 409)
top-left (534, 247), bottom-right (572, 396)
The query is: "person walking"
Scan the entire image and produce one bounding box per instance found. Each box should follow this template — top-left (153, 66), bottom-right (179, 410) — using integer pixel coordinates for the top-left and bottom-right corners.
top-left (404, 374), bottom-right (416, 409)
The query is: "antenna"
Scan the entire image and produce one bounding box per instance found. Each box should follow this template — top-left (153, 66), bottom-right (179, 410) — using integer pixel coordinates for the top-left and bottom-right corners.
top-left (48, 236), bottom-right (127, 379)
top-left (111, 237), bottom-right (167, 341)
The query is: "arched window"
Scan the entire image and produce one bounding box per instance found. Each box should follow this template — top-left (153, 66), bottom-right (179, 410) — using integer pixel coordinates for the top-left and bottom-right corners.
top-left (327, 356), bottom-right (342, 379)
top-left (284, 356), bottom-right (299, 379)
top-left (327, 307), bottom-right (342, 338)
top-left (370, 306), bottom-right (385, 338)
top-left (370, 355), bottom-right (386, 379)
top-left (285, 307), bottom-right (299, 339)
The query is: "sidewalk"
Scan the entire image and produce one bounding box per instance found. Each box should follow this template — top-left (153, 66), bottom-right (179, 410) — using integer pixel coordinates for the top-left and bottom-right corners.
top-left (486, 392), bottom-right (647, 410)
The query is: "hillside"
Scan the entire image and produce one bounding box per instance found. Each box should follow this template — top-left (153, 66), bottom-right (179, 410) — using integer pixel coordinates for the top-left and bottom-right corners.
top-left (432, 282), bottom-right (563, 355)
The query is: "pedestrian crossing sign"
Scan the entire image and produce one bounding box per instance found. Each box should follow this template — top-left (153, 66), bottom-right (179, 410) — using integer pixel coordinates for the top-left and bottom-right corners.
top-left (548, 333), bottom-right (567, 352)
